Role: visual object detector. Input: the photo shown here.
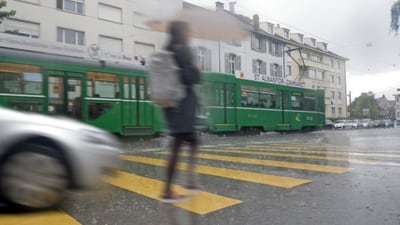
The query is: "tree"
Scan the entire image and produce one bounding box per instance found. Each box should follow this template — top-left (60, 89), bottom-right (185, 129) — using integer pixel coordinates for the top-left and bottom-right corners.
top-left (0, 1), bottom-right (16, 24)
top-left (349, 92), bottom-right (383, 119)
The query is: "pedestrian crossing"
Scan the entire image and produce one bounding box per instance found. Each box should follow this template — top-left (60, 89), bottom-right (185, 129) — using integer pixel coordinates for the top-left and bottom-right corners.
top-left (1, 143), bottom-right (399, 224)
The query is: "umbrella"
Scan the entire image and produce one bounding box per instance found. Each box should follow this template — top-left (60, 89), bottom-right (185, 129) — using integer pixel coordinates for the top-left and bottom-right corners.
top-left (146, 7), bottom-right (249, 41)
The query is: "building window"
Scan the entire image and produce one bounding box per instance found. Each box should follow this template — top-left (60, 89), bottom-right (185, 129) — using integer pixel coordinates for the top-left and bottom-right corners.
top-left (196, 47), bottom-right (212, 72)
top-left (98, 3), bottom-right (122, 23)
top-left (269, 40), bottom-right (282, 57)
top-left (336, 61), bottom-right (340, 69)
top-left (5, 19), bottom-right (40, 38)
top-left (308, 69), bottom-right (316, 79)
top-left (99, 35), bottom-right (122, 52)
top-left (133, 12), bottom-right (148, 29)
top-left (57, 0), bottom-right (84, 14)
top-left (57, 27), bottom-right (84, 45)
top-left (311, 39), bottom-right (316, 47)
top-left (331, 75), bottom-right (335, 83)
top-left (252, 59), bottom-right (266, 75)
top-left (331, 106), bottom-right (336, 115)
top-left (299, 35), bottom-right (304, 44)
top-left (331, 91), bottom-right (335, 100)
top-left (283, 30), bottom-right (289, 39)
top-left (286, 65), bottom-right (292, 76)
top-left (134, 42), bottom-right (154, 66)
top-left (301, 52), bottom-right (309, 59)
top-left (251, 33), bottom-right (266, 52)
top-left (316, 71), bottom-right (323, 80)
top-left (270, 63), bottom-right (282, 77)
top-left (267, 24), bottom-right (274, 33)
top-left (338, 107), bottom-right (342, 116)
top-left (337, 77), bottom-right (341, 85)
top-left (338, 92), bottom-right (342, 100)
top-left (225, 53), bottom-right (241, 74)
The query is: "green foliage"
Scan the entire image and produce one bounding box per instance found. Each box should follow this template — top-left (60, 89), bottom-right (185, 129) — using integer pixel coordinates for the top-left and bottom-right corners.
top-left (349, 92), bottom-right (383, 119)
top-left (0, 1), bottom-right (16, 24)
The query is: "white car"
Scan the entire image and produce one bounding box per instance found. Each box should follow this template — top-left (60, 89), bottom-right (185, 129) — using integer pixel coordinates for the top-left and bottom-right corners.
top-left (0, 107), bottom-right (121, 209)
top-left (334, 120), bottom-right (345, 129)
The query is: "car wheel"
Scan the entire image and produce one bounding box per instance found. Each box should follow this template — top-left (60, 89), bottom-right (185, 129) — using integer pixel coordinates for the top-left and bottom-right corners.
top-left (0, 143), bottom-right (68, 209)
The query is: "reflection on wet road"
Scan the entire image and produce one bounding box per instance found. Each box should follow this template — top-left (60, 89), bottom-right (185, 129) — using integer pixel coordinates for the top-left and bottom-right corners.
top-left (2, 130), bottom-right (400, 225)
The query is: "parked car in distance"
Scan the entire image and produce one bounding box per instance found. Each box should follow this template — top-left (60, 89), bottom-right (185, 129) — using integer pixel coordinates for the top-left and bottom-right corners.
top-left (325, 119), bottom-right (334, 129)
top-left (382, 119), bottom-right (394, 128)
top-left (334, 120), bottom-right (345, 129)
top-left (360, 119), bottom-right (372, 128)
top-left (0, 107), bottom-right (121, 210)
top-left (351, 120), bottom-right (361, 128)
top-left (343, 120), bottom-right (354, 129)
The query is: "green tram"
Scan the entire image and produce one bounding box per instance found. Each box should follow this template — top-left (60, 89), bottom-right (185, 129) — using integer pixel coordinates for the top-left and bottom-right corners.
top-left (0, 48), bottom-right (325, 135)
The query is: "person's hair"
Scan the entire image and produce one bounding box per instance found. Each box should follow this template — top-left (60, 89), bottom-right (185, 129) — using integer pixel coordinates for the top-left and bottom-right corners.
top-left (166, 21), bottom-right (190, 51)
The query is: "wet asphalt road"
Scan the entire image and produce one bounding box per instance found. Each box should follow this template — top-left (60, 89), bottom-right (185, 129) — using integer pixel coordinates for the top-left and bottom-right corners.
top-left (2, 128), bottom-right (400, 225)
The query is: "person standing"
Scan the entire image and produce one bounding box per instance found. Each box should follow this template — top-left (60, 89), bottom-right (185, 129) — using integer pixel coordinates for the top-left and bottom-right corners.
top-left (161, 21), bottom-right (202, 203)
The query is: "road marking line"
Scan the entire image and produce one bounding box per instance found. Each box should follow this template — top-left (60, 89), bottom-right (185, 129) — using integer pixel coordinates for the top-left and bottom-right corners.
top-left (121, 155), bottom-right (311, 188)
top-left (157, 152), bottom-right (351, 173)
top-left (244, 145), bottom-right (400, 158)
top-left (0, 210), bottom-right (81, 225)
top-left (200, 149), bottom-right (376, 164)
top-left (105, 171), bottom-right (242, 215)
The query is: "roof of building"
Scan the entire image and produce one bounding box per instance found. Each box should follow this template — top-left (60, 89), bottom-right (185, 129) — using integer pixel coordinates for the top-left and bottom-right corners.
top-left (183, 1), bottom-right (348, 61)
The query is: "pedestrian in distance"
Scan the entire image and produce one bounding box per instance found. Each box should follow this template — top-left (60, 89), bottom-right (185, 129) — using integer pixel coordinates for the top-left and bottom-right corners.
top-left (161, 21), bottom-right (202, 203)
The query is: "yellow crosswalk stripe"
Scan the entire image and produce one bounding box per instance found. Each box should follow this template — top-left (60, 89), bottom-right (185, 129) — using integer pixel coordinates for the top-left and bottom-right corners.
top-left (121, 155), bottom-right (311, 188)
top-left (157, 152), bottom-right (351, 173)
top-left (244, 145), bottom-right (400, 158)
top-left (201, 148), bottom-right (376, 164)
top-left (105, 171), bottom-right (242, 215)
top-left (0, 211), bottom-right (81, 225)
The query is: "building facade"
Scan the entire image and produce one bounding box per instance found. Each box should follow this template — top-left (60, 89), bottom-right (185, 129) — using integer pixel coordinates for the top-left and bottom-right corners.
top-left (2, 0), bottom-right (348, 118)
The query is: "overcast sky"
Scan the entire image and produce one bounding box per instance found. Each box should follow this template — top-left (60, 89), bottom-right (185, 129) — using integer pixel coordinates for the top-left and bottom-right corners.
top-left (185, 0), bottom-right (400, 101)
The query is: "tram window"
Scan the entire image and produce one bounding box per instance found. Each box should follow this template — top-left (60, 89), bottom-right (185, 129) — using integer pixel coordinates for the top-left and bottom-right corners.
top-left (139, 78), bottom-right (146, 100)
top-left (303, 94), bottom-right (316, 111)
top-left (0, 62), bottom-right (42, 94)
top-left (87, 81), bottom-right (93, 97)
top-left (226, 85), bottom-right (235, 106)
top-left (123, 77), bottom-right (129, 99)
top-left (88, 103), bottom-right (113, 120)
top-left (131, 78), bottom-right (137, 99)
top-left (202, 82), bottom-right (213, 105)
top-left (291, 95), bottom-right (302, 109)
top-left (9, 100), bottom-right (42, 112)
top-left (259, 94), bottom-right (276, 108)
top-left (241, 90), bottom-right (259, 107)
top-left (87, 72), bottom-right (118, 98)
top-left (218, 87), bottom-right (224, 106)
top-left (247, 92), bottom-right (259, 107)
top-left (0, 72), bottom-right (43, 95)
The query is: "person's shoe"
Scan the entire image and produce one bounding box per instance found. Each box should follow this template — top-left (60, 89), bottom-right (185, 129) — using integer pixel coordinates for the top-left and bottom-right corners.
top-left (160, 193), bottom-right (187, 203)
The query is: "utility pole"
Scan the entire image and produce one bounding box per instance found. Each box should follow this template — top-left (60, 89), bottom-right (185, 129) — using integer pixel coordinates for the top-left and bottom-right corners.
top-left (348, 91), bottom-right (351, 106)
top-left (347, 91), bottom-right (351, 117)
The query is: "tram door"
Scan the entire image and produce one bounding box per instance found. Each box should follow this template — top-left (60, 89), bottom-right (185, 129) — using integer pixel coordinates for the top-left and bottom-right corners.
top-left (121, 76), bottom-right (153, 135)
top-left (214, 83), bottom-right (236, 125)
top-left (48, 72), bottom-right (82, 120)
